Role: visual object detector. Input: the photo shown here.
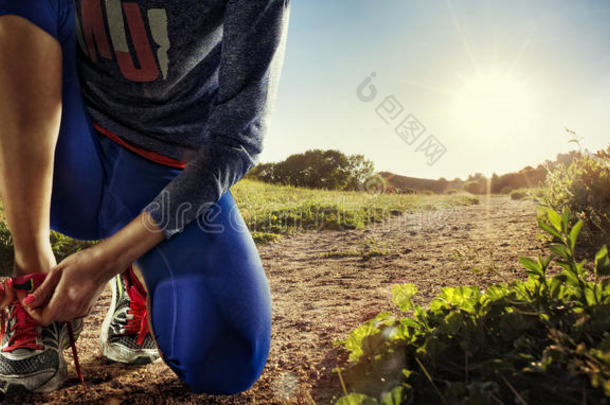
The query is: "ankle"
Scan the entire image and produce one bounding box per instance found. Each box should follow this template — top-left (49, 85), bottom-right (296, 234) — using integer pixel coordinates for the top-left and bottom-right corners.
top-left (13, 245), bottom-right (56, 275)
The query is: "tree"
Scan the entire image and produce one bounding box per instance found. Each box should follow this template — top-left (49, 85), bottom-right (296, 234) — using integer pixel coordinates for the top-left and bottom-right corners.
top-left (249, 149), bottom-right (376, 191)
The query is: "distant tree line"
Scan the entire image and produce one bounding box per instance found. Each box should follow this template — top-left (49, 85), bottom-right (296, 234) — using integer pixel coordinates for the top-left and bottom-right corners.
top-left (463, 150), bottom-right (582, 195)
top-left (247, 149), bottom-right (589, 194)
top-left (247, 149), bottom-right (375, 191)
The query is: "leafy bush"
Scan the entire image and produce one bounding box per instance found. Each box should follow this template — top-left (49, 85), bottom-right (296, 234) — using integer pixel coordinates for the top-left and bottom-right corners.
top-left (248, 149), bottom-right (375, 191)
top-left (510, 189), bottom-right (528, 200)
top-left (334, 208), bottom-right (610, 404)
top-left (464, 180), bottom-right (485, 195)
top-left (540, 148), bottom-right (610, 247)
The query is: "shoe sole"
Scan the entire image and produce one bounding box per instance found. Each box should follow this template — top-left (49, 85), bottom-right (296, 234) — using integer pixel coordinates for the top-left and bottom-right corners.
top-left (100, 276), bottom-right (160, 365)
top-left (33, 353), bottom-right (67, 393)
top-left (1, 329), bottom-right (69, 394)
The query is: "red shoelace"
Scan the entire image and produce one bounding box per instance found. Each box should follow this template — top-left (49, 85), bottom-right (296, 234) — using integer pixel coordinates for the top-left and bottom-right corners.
top-left (0, 300), bottom-right (43, 352)
top-left (0, 275), bottom-right (86, 390)
top-left (123, 268), bottom-right (150, 346)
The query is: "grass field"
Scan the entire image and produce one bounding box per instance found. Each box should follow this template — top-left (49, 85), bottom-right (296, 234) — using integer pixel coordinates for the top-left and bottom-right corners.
top-left (231, 179), bottom-right (479, 243)
top-left (0, 179), bottom-right (479, 274)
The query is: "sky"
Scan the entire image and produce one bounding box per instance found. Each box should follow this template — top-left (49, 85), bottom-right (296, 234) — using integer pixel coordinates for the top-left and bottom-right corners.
top-left (261, 0), bottom-right (610, 180)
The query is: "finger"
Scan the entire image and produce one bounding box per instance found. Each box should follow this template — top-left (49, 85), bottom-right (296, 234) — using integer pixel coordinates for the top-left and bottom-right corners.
top-left (23, 305), bottom-right (45, 325)
top-left (38, 295), bottom-right (63, 326)
top-left (39, 287), bottom-right (89, 325)
top-left (23, 267), bottom-right (62, 309)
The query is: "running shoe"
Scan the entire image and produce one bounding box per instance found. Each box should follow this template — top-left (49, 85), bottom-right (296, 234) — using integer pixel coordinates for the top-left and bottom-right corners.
top-left (100, 266), bottom-right (159, 364)
top-left (0, 273), bottom-right (82, 394)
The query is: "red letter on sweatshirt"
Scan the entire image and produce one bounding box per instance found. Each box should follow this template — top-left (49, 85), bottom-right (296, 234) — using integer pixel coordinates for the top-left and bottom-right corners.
top-left (80, 0), bottom-right (112, 63)
top-left (115, 3), bottom-right (159, 82)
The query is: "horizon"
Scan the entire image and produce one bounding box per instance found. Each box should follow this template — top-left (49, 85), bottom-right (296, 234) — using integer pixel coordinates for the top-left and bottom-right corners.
top-left (256, 138), bottom-right (602, 182)
top-left (262, 0), bottom-right (610, 180)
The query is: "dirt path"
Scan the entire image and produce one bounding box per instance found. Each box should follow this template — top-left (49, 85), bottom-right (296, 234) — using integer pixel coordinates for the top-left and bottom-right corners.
top-left (8, 196), bottom-right (544, 405)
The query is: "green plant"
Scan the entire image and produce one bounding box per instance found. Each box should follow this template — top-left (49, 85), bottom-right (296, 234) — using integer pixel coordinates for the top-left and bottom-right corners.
top-left (464, 180), bottom-right (486, 195)
top-left (540, 148), bottom-right (610, 247)
top-left (510, 189), bottom-right (528, 200)
top-left (334, 208), bottom-right (610, 404)
top-left (232, 179), bottom-right (479, 243)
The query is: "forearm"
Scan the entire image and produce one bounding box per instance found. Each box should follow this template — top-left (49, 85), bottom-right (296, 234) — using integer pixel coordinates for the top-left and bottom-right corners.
top-left (144, 0), bottom-right (290, 237)
top-left (93, 211), bottom-right (166, 283)
top-left (0, 16), bottom-right (63, 273)
top-left (21, 211), bottom-right (165, 325)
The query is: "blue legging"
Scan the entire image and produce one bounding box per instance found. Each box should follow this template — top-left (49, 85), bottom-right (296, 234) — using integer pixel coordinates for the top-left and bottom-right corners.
top-left (0, 0), bottom-right (272, 395)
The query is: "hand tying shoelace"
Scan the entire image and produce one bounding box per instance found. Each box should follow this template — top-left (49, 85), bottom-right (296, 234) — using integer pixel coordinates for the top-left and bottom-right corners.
top-left (0, 274), bottom-right (86, 390)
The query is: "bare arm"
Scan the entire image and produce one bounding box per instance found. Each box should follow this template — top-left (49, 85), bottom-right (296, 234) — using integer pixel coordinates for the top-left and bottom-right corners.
top-left (0, 17), bottom-right (165, 324)
top-left (24, 211), bottom-right (165, 325)
top-left (0, 16), bottom-right (62, 275)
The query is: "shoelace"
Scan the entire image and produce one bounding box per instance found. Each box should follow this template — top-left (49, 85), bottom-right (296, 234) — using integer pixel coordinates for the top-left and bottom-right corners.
top-left (124, 281), bottom-right (150, 346)
top-left (67, 322), bottom-right (85, 390)
top-left (0, 277), bottom-right (86, 390)
top-left (0, 302), bottom-right (43, 352)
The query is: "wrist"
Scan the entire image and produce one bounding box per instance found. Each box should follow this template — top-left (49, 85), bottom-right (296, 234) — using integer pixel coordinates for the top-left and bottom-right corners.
top-left (97, 212), bottom-right (165, 279)
top-left (13, 242), bottom-right (56, 275)
top-left (87, 243), bottom-right (127, 285)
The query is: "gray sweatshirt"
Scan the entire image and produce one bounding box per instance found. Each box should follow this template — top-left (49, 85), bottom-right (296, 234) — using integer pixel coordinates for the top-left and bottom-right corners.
top-left (73, 0), bottom-right (291, 237)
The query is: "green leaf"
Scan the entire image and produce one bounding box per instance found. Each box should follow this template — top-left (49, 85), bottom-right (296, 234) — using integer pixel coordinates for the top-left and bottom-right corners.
top-left (548, 209), bottom-right (563, 232)
top-left (402, 369), bottom-right (414, 379)
top-left (549, 277), bottom-right (564, 299)
top-left (584, 286), bottom-right (597, 306)
top-left (538, 220), bottom-right (562, 239)
top-left (542, 255), bottom-right (553, 270)
top-left (519, 257), bottom-right (543, 276)
top-left (568, 220), bottom-right (583, 250)
top-left (343, 319), bottom-right (380, 361)
top-left (336, 393), bottom-right (378, 405)
top-left (561, 207), bottom-right (571, 233)
top-left (549, 244), bottom-right (570, 260)
top-left (380, 386), bottom-right (405, 405)
top-left (442, 311), bottom-right (463, 334)
top-left (392, 284), bottom-right (418, 312)
top-left (595, 245), bottom-right (610, 277)
top-left (557, 270), bottom-right (579, 287)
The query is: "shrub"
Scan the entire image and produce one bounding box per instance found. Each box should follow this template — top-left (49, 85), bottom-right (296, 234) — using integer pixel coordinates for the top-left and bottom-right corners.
top-left (464, 180), bottom-right (485, 195)
top-left (334, 208), bottom-right (610, 404)
top-left (248, 150), bottom-right (375, 191)
top-left (444, 188), bottom-right (458, 195)
top-left (540, 149), bottom-right (610, 247)
top-left (510, 189), bottom-right (528, 200)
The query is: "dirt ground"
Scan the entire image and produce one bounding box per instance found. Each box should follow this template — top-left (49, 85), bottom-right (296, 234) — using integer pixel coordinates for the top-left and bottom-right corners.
top-left (5, 196), bottom-right (544, 405)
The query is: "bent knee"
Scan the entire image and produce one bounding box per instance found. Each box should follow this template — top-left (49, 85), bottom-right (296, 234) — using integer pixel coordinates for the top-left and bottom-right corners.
top-left (173, 330), bottom-right (270, 395)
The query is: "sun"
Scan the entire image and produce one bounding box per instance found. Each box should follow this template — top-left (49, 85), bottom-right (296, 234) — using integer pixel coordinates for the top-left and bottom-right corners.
top-left (451, 69), bottom-right (539, 136)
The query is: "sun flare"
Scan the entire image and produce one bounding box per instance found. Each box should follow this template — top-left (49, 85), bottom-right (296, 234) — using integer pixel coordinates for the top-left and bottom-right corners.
top-left (452, 69), bottom-right (539, 135)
